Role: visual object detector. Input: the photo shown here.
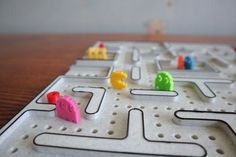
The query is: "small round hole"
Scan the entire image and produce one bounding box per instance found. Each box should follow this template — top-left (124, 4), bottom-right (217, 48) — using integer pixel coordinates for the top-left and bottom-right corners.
top-left (174, 134), bottom-right (181, 139)
top-left (140, 106), bottom-right (145, 109)
top-left (127, 105), bottom-right (132, 108)
top-left (75, 128), bottom-right (82, 132)
top-left (110, 120), bottom-right (116, 124)
top-left (92, 129), bottom-right (98, 134)
top-left (216, 149), bottom-right (224, 155)
top-left (154, 114), bottom-right (160, 118)
top-left (228, 91), bottom-right (232, 94)
top-left (220, 109), bottom-right (225, 112)
top-left (191, 135), bottom-right (198, 140)
top-left (189, 101), bottom-right (194, 104)
top-left (112, 112), bottom-right (117, 116)
top-left (208, 136), bottom-right (216, 140)
top-left (221, 96), bottom-right (226, 99)
top-left (45, 125), bottom-right (52, 130)
top-left (31, 124), bottom-right (38, 128)
top-left (183, 90), bottom-right (187, 93)
top-left (116, 98), bottom-right (120, 101)
top-left (21, 134), bottom-right (29, 140)
top-left (153, 106), bottom-right (158, 110)
top-left (114, 105), bottom-right (119, 108)
top-left (166, 107), bottom-right (171, 110)
top-left (10, 147), bottom-right (18, 154)
top-left (156, 123), bottom-right (162, 127)
top-left (157, 133), bottom-right (164, 138)
top-left (117, 93), bottom-right (120, 95)
top-left (60, 126), bottom-right (67, 131)
top-left (227, 102), bottom-right (232, 106)
top-left (186, 95), bottom-right (190, 98)
top-left (108, 130), bottom-right (114, 135)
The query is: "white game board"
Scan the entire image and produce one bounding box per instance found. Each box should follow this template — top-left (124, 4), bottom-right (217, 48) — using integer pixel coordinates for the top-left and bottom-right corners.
top-left (0, 41), bottom-right (235, 157)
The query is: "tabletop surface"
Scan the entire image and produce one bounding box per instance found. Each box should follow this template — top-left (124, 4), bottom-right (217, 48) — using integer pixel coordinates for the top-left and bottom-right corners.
top-left (0, 33), bottom-right (236, 128)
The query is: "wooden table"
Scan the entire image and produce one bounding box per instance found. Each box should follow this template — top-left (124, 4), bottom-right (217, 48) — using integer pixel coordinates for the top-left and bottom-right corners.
top-left (0, 34), bottom-right (236, 128)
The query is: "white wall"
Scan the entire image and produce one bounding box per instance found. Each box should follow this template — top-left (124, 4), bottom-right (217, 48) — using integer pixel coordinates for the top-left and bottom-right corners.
top-left (0, 0), bottom-right (236, 35)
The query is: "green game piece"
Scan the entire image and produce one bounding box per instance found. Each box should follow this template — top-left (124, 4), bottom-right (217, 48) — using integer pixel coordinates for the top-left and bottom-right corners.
top-left (155, 71), bottom-right (174, 91)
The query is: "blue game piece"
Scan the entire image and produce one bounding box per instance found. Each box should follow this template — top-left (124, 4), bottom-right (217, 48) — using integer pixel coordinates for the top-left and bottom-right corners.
top-left (184, 56), bottom-right (195, 70)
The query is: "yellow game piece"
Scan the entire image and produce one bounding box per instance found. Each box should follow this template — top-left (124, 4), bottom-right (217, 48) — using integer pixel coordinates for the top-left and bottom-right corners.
top-left (88, 47), bottom-right (93, 59)
top-left (110, 71), bottom-right (128, 90)
top-left (101, 47), bottom-right (107, 60)
top-left (94, 48), bottom-right (99, 59)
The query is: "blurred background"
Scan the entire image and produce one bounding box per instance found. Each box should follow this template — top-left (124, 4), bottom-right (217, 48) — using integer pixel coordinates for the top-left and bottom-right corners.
top-left (0, 0), bottom-right (236, 35)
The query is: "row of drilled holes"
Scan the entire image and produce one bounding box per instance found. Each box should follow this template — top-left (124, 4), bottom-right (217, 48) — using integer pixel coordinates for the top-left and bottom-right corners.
top-left (114, 104), bottom-right (236, 113)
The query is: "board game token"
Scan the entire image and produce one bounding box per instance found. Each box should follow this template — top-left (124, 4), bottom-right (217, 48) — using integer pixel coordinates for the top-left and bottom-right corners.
top-left (155, 71), bottom-right (174, 91)
top-left (184, 56), bottom-right (195, 70)
top-left (56, 96), bottom-right (80, 124)
top-left (47, 91), bottom-right (60, 104)
top-left (110, 71), bottom-right (128, 89)
top-left (178, 55), bottom-right (184, 69)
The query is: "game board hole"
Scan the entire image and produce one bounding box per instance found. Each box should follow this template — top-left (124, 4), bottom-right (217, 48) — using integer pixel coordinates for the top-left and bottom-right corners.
top-left (166, 107), bottom-right (171, 110)
top-left (44, 125), bottom-right (52, 130)
top-left (75, 128), bottom-right (82, 132)
top-left (153, 106), bottom-right (158, 110)
top-left (21, 134), bottom-right (29, 140)
top-left (92, 129), bottom-right (98, 134)
top-left (31, 124), bottom-right (38, 128)
top-left (108, 130), bottom-right (114, 135)
top-left (112, 112), bottom-right (117, 116)
top-left (114, 105), bottom-right (119, 108)
top-left (9, 147), bottom-right (18, 154)
top-left (208, 136), bottom-right (216, 140)
top-left (107, 87), bottom-right (111, 89)
top-left (116, 98), bottom-right (120, 101)
top-left (60, 126), bottom-right (67, 131)
top-left (77, 102), bottom-right (81, 106)
top-left (157, 133), bottom-right (164, 138)
top-left (221, 96), bottom-right (226, 99)
top-left (183, 90), bottom-right (187, 93)
top-left (189, 101), bottom-right (194, 104)
top-left (127, 105), bottom-right (132, 108)
top-left (110, 120), bottom-right (116, 124)
top-left (156, 123), bottom-right (162, 127)
top-left (227, 102), bottom-right (232, 106)
top-left (140, 106), bottom-right (145, 109)
top-left (174, 134), bottom-right (181, 139)
top-left (216, 91), bottom-right (221, 94)
top-left (186, 95), bottom-right (190, 98)
top-left (191, 135), bottom-right (198, 140)
top-left (216, 149), bottom-right (224, 155)
top-left (154, 114), bottom-right (160, 118)
top-left (227, 91), bottom-right (232, 94)
top-left (220, 109), bottom-right (225, 112)
top-left (117, 93), bottom-right (121, 95)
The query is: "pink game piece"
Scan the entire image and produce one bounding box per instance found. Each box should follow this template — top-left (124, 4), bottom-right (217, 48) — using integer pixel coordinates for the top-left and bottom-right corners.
top-left (56, 96), bottom-right (80, 124)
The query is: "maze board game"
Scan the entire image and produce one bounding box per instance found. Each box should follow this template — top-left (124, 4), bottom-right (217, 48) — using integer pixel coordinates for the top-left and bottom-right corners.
top-left (0, 41), bottom-right (236, 157)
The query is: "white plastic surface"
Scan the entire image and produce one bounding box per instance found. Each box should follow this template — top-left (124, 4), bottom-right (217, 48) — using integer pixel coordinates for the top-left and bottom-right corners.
top-left (0, 41), bottom-right (236, 157)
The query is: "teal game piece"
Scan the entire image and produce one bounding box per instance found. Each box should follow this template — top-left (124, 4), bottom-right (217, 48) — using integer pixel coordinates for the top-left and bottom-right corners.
top-left (155, 71), bottom-right (174, 91)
